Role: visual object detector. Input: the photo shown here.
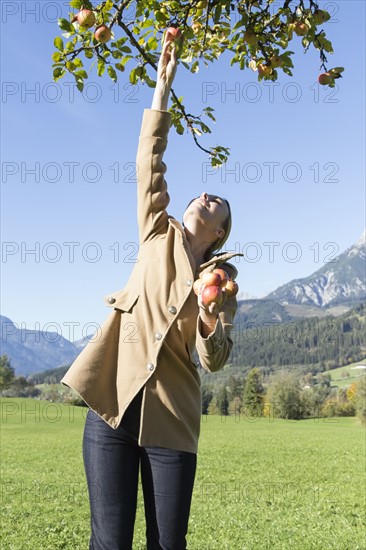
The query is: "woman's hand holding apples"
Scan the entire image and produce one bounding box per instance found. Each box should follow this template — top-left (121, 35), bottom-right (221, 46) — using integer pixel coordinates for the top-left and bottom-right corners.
top-left (194, 269), bottom-right (239, 337)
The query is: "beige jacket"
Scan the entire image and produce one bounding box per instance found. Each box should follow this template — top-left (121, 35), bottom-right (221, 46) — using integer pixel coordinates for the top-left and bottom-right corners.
top-left (61, 109), bottom-right (243, 453)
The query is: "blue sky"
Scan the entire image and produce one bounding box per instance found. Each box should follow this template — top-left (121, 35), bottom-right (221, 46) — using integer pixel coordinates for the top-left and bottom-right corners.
top-left (1, 1), bottom-right (365, 341)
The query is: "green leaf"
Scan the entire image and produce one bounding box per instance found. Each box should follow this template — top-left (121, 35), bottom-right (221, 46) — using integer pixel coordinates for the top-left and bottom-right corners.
top-left (65, 41), bottom-right (74, 53)
top-left (66, 61), bottom-right (76, 71)
top-left (232, 18), bottom-right (245, 32)
top-left (53, 67), bottom-right (65, 81)
top-left (73, 58), bottom-right (83, 67)
top-left (147, 36), bottom-right (158, 50)
top-left (115, 63), bottom-right (125, 72)
top-left (108, 65), bottom-right (117, 82)
top-left (74, 70), bottom-right (88, 79)
top-left (119, 46), bottom-right (132, 53)
top-left (120, 55), bottom-right (133, 66)
top-left (283, 67), bottom-right (293, 76)
top-left (97, 59), bottom-right (105, 77)
top-left (155, 10), bottom-right (169, 23)
top-left (112, 50), bottom-right (123, 59)
top-left (52, 52), bottom-right (62, 62)
top-left (84, 49), bottom-right (93, 59)
top-left (112, 37), bottom-right (127, 48)
top-left (76, 79), bottom-right (84, 92)
top-left (54, 36), bottom-right (64, 52)
top-left (70, 0), bottom-right (92, 9)
top-left (213, 4), bottom-right (222, 24)
top-left (58, 18), bottom-right (74, 33)
top-left (143, 75), bottom-right (156, 88)
top-left (129, 67), bottom-right (138, 84)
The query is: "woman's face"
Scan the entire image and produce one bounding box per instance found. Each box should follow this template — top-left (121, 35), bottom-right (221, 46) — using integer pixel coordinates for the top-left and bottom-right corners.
top-left (183, 192), bottom-right (229, 236)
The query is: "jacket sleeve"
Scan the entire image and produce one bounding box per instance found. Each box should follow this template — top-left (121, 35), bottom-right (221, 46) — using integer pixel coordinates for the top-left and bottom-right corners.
top-left (136, 109), bottom-right (172, 244)
top-left (195, 294), bottom-right (238, 373)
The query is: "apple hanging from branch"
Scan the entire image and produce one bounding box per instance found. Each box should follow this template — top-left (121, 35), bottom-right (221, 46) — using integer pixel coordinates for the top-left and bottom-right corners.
top-left (94, 24), bottom-right (112, 44)
top-left (72, 8), bottom-right (96, 29)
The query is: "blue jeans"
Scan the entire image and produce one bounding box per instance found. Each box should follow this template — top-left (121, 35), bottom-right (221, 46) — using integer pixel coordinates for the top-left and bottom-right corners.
top-left (82, 389), bottom-right (197, 549)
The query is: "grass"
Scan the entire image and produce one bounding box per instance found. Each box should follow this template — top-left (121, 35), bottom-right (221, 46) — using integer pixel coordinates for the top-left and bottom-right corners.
top-left (1, 398), bottom-right (365, 549)
top-left (323, 358), bottom-right (366, 388)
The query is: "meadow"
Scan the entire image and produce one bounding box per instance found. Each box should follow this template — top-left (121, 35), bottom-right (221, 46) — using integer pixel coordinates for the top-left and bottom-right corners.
top-left (323, 360), bottom-right (366, 389)
top-left (1, 398), bottom-right (365, 549)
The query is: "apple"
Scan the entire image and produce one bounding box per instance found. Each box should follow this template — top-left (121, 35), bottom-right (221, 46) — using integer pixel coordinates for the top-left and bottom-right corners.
top-left (243, 29), bottom-right (258, 46)
top-left (192, 21), bottom-right (202, 34)
top-left (201, 285), bottom-right (223, 307)
top-left (270, 54), bottom-right (283, 68)
top-left (201, 272), bottom-right (222, 287)
top-left (166, 27), bottom-right (182, 41)
top-left (222, 279), bottom-right (239, 298)
top-left (318, 72), bottom-right (333, 85)
top-left (213, 268), bottom-right (229, 283)
top-left (257, 63), bottom-right (272, 77)
top-left (294, 22), bottom-right (308, 36)
top-left (193, 278), bottom-right (204, 296)
top-left (94, 25), bottom-right (112, 43)
top-left (73, 8), bottom-right (96, 29)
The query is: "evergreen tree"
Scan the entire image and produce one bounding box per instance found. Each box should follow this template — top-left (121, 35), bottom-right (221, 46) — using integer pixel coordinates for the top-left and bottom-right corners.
top-left (216, 385), bottom-right (229, 416)
top-left (0, 355), bottom-right (15, 393)
top-left (243, 368), bottom-right (264, 417)
top-left (201, 385), bottom-right (213, 415)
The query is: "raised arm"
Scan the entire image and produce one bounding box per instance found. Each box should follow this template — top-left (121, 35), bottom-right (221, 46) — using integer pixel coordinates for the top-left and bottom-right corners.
top-left (151, 39), bottom-right (177, 111)
top-left (136, 39), bottom-right (178, 244)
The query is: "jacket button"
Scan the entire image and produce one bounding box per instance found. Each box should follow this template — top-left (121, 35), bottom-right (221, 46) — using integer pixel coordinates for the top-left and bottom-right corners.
top-left (154, 332), bottom-right (162, 341)
top-left (107, 297), bottom-right (116, 304)
top-left (186, 279), bottom-right (193, 286)
top-left (147, 362), bottom-right (155, 372)
top-left (168, 306), bottom-right (177, 314)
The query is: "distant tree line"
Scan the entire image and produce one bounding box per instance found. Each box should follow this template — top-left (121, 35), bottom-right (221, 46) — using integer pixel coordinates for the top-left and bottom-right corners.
top-left (201, 368), bottom-right (366, 423)
top-left (230, 303), bottom-right (365, 370)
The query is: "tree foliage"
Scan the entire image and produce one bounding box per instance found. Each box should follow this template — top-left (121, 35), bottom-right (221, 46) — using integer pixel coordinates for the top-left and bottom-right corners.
top-left (52, 0), bottom-right (344, 166)
top-left (0, 355), bottom-right (15, 393)
top-left (266, 370), bottom-right (304, 419)
top-left (243, 367), bottom-right (264, 416)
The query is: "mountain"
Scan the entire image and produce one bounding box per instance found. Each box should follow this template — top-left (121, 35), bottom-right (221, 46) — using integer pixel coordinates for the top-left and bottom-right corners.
top-left (265, 230), bottom-right (366, 308)
top-left (0, 315), bottom-right (88, 377)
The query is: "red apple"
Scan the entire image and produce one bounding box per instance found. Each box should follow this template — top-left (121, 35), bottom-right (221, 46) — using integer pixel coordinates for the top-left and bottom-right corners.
top-left (294, 22), bottom-right (308, 36)
top-left (213, 268), bottom-right (229, 283)
top-left (201, 272), bottom-right (222, 287)
top-left (166, 27), bottom-right (182, 41)
top-left (73, 9), bottom-right (96, 28)
top-left (201, 285), bottom-right (223, 307)
top-left (94, 25), bottom-right (112, 43)
top-left (318, 72), bottom-right (333, 85)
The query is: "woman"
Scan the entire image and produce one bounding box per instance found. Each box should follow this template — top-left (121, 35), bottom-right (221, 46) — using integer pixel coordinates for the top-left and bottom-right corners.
top-left (61, 37), bottom-right (242, 550)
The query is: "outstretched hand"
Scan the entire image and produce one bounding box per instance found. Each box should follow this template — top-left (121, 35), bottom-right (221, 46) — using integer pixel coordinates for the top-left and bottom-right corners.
top-left (156, 37), bottom-right (178, 92)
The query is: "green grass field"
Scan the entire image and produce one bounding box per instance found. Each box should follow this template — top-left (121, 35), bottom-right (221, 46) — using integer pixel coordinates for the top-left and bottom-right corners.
top-left (1, 398), bottom-right (365, 549)
top-left (323, 359), bottom-right (366, 388)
